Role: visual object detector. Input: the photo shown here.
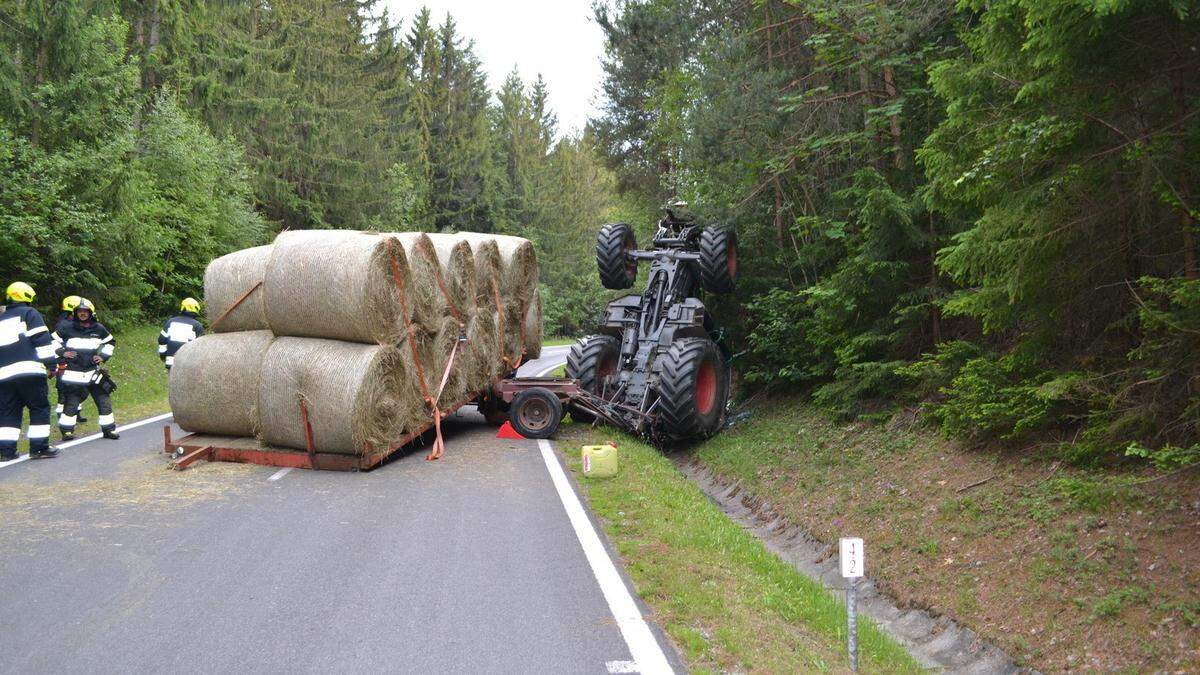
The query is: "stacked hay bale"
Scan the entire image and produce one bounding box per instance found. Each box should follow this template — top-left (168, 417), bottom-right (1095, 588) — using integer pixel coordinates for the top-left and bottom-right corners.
top-left (169, 229), bottom-right (541, 461)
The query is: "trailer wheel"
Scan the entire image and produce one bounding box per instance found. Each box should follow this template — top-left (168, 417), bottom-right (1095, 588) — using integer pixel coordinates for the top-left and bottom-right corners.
top-left (597, 222), bottom-right (638, 290)
top-left (566, 335), bottom-right (620, 422)
top-left (657, 338), bottom-right (729, 441)
top-left (699, 226), bottom-right (737, 294)
top-left (509, 387), bottom-right (563, 439)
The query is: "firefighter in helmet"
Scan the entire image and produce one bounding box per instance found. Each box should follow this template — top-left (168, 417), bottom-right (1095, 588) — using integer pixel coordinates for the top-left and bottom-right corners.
top-left (52, 295), bottom-right (88, 424)
top-left (158, 297), bottom-right (204, 372)
top-left (55, 298), bottom-right (119, 441)
top-left (0, 282), bottom-right (60, 460)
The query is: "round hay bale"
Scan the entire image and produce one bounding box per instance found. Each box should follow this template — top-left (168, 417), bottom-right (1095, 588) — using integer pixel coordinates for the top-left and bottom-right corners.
top-left (204, 245), bottom-right (271, 332)
top-left (496, 308), bottom-right (524, 370)
top-left (524, 291), bottom-right (543, 360)
top-left (492, 234), bottom-right (539, 312)
top-left (258, 338), bottom-right (419, 455)
top-left (424, 315), bottom-right (471, 407)
top-left (387, 232), bottom-right (442, 335)
top-left (169, 331), bottom-right (274, 436)
top-left (263, 230), bottom-right (404, 345)
top-left (455, 310), bottom-right (501, 386)
top-left (456, 235), bottom-right (502, 311)
top-left (426, 233), bottom-right (478, 317)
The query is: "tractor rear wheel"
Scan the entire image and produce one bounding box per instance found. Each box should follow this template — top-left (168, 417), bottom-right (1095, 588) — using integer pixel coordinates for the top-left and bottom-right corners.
top-left (597, 222), bottom-right (638, 290)
top-left (657, 338), bottom-right (729, 441)
top-left (565, 335), bottom-right (621, 423)
top-left (699, 226), bottom-right (738, 294)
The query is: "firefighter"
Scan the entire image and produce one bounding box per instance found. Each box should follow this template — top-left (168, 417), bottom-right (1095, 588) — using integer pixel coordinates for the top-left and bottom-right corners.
top-left (52, 295), bottom-right (88, 423)
top-left (158, 297), bottom-right (204, 371)
top-left (56, 298), bottom-right (119, 441)
top-left (0, 282), bottom-right (60, 460)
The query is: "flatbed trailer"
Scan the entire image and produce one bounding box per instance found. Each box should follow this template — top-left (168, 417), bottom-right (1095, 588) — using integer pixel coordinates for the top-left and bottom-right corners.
top-left (164, 395), bottom-right (479, 472)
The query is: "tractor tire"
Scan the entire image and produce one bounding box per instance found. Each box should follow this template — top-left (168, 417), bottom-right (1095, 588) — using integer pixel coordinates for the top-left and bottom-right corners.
top-left (597, 222), bottom-right (638, 290)
top-left (699, 226), bottom-right (738, 294)
top-left (657, 338), bottom-right (729, 441)
top-left (509, 387), bottom-right (563, 439)
top-left (565, 335), bottom-right (621, 423)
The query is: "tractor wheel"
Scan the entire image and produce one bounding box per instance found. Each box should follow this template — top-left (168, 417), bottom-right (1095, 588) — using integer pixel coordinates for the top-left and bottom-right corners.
top-left (597, 222), bottom-right (638, 290)
top-left (509, 387), bottom-right (563, 439)
top-left (699, 226), bottom-right (738, 294)
top-left (657, 338), bottom-right (729, 441)
top-left (565, 335), bottom-right (621, 423)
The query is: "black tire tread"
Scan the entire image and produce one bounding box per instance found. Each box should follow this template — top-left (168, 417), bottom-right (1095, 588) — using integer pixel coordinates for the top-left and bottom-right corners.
top-left (597, 222), bottom-right (636, 290)
top-left (699, 226), bottom-right (736, 294)
top-left (656, 338), bottom-right (728, 441)
top-left (565, 335), bottom-right (620, 423)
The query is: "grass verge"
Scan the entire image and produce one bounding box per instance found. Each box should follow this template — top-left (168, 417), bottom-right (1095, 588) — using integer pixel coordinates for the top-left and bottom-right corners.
top-left (16, 323), bottom-right (169, 453)
top-left (693, 396), bottom-right (1200, 672)
top-left (556, 421), bottom-right (922, 673)
top-left (542, 335), bottom-right (581, 347)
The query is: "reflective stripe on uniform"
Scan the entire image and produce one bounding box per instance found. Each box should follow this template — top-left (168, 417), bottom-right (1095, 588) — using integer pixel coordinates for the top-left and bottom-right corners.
top-left (0, 361), bottom-right (47, 380)
top-left (55, 404), bottom-right (64, 415)
top-left (166, 322), bottom-right (197, 342)
top-left (164, 355), bottom-right (175, 366)
top-left (0, 316), bottom-right (26, 346)
top-left (59, 415), bottom-right (77, 428)
top-left (35, 344), bottom-right (57, 359)
top-left (65, 337), bottom-right (103, 351)
top-left (157, 344), bottom-right (168, 354)
top-left (99, 344), bottom-right (114, 357)
top-left (25, 325), bottom-right (48, 338)
top-left (0, 427), bottom-right (19, 441)
top-left (98, 414), bottom-right (115, 427)
top-left (60, 369), bottom-right (96, 384)
top-left (27, 424), bottom-right (50, 440)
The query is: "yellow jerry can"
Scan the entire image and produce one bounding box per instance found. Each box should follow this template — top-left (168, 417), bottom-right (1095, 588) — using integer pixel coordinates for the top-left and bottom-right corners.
top-left (581, 443), bottom-right (618, 478)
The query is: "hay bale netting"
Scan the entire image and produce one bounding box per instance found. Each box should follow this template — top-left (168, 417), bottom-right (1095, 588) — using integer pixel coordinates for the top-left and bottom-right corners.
top-left (258, 338), bottom-right (422, 455)
top-left (425, 233), bottom-right (477, 317)
top-left (169, 331), bottom-right (274, 436)
top-left (524, 291), bottom-right (543, 360)
top-left (263, 230), bottom-right (404, 345)
top-left (422, 315), bottom-right (472, 407)
top-left (205, 245), bottom-right (271, 332)
top-left (388, 232), bottom-right (442, 334)
top-left (456, 234), bottom-right (503, 311)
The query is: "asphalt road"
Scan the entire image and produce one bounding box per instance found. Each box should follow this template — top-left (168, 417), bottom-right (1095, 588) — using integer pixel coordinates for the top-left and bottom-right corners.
top-left (0, 345), bottom-right (683, 674)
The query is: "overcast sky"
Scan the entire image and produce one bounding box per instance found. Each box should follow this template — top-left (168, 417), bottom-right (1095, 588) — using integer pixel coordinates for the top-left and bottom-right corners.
top-left (382, 0), bottom-right (607, 136)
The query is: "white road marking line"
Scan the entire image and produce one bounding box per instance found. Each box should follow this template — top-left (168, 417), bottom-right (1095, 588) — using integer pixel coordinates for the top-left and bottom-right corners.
top-left (535, 360), bottom-right (565, 377)
top-left (0, 412), bottom-right (175, 470)
top-left (538, 438), bottom-right (674, 675)
top-left (267, 467), bottom-right (293, 482)
top-left (607, 660), bottom-right (640, 673)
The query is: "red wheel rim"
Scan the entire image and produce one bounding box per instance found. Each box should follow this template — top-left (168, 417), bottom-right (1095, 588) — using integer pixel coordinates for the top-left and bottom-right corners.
top-left (727, 240), bottom-right (738, 279)
top-left (518, 397), bottom-right (552, 431)
top-left (695, 361), bottom-right (717, 415)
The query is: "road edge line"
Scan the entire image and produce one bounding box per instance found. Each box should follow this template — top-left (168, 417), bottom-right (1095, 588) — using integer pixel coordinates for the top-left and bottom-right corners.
top-left (537, 438), bottom-right (674, 675)
top-left (0, 411), bottom-right (175, 470)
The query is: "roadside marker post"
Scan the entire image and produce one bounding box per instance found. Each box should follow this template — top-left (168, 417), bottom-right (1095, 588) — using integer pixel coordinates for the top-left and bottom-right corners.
top-left (840, 537), bottom-right (864, 672)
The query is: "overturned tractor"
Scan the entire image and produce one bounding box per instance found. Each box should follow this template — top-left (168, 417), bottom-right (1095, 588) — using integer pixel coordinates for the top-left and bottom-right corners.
top-left (565, 203), bottom-right (737, 443)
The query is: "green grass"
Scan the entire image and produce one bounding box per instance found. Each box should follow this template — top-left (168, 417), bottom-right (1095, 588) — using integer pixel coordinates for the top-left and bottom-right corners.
top-left (558, 423), bottom-right (922, 673)
top-left (15, 323), bottom-right (168, 453)
top-left (542, 335), bottom-right (581, 347)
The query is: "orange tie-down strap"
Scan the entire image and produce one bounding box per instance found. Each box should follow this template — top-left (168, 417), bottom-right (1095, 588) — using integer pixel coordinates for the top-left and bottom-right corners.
top-left (491, 277), bottom-right (528, 371)
top-left (386, 239), bottom-right (472, 461)
top-left (209, 280), bottom-right (263, 332)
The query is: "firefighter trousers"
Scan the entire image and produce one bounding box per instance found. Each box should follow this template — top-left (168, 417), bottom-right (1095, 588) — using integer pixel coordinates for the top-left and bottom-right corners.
top-left (0, 376), bottom-right (51, 458)
top-left (59, 384), bottom-right (114, 433)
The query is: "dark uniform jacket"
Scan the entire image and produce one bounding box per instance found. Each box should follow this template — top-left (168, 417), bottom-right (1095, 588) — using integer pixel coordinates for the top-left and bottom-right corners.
top-left (54, 318), bottom-right (115, 388)
top-left (0, 303), bottom-right (57, 382)
top-left (158, 312), bottom-right (204, 365)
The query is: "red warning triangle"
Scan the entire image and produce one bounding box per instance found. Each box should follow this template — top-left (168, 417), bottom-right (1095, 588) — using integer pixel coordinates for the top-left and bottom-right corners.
top-left (496, 421), bottom-right (526, 440)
